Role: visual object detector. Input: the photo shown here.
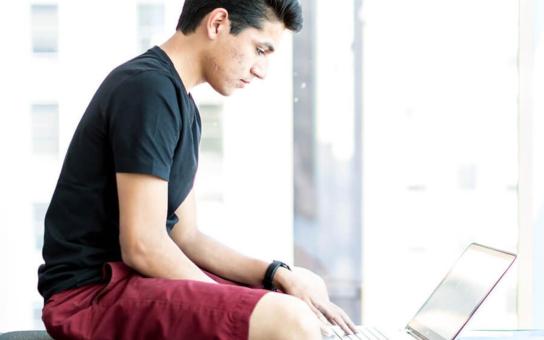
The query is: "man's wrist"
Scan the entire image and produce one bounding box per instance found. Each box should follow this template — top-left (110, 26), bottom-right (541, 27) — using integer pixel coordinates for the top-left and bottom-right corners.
top-left (263, 260), bottom-right (291, 290)
top-left (272, 266), bottom-right (293, 291)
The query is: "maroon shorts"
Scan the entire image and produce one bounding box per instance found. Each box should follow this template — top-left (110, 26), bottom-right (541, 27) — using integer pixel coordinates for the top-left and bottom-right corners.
top-left (42, 262), bottom-right (269, 340)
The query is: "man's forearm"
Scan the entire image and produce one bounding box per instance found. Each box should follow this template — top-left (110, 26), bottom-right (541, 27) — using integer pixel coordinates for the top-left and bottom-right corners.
top-left (174, 230), bottom-right (270, 287)
top-left (123, 232), bottom-right (216, 284)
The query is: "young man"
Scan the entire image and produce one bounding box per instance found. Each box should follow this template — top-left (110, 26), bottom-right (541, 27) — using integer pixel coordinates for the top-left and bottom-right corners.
top-left (38, 1), bottom-right (358, 339)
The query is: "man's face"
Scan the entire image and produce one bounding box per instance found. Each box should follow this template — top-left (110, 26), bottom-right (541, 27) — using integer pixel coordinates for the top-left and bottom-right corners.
top-left (204, 19), bottom-right (286, 96)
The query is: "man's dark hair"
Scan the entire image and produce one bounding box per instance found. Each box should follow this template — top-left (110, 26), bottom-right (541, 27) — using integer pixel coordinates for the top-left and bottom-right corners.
top-left (176, 0), bottom-right (303, 35)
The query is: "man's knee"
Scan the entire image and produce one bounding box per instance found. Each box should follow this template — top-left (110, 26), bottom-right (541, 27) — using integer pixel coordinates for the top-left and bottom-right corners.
top-left (249, 293), bottom-right (321, 340)
top-left (281, 297), bottom-right (321, 339)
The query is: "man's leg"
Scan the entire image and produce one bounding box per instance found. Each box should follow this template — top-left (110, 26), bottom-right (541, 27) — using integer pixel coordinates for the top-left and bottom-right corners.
top-left (43, 262), bottom-right (270, 340)
top-left (248, 292), bottom-right (322, 340)
top-left (43, 262), bottom-right (321, 340)
top-left (204, 267), bottom-right (322, 339)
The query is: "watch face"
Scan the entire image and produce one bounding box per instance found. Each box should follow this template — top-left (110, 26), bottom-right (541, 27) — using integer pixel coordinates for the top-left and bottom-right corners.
top-left (278, 261), bottom-right (290, 270)
top-left (276, 260), bottom-right (291, 271)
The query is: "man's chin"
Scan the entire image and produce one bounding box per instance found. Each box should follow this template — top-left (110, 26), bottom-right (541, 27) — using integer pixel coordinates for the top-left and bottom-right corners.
top-left (210, 84), bottom-right (235, 97)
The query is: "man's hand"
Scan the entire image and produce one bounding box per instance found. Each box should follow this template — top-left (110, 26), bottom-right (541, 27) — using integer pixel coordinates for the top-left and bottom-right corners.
top-left (274, 266), bottom-right (358, 336)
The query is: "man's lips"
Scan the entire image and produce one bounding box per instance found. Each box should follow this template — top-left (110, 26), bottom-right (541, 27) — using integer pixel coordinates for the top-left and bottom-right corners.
top-left (237, 79), bottom-right (251, 88)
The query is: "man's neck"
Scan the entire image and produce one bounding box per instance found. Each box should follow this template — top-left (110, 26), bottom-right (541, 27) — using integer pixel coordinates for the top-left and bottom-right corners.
top-left (159, 31), bottom-right (205, 92)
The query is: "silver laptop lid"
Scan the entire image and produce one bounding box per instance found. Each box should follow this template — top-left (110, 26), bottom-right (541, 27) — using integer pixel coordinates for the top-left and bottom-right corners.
top-left (405, 243), bottom-right (516, 340)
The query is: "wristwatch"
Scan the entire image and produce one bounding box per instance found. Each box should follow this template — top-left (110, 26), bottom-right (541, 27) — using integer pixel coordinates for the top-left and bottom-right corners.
top-left (263, 260), bottom-right (291, 291)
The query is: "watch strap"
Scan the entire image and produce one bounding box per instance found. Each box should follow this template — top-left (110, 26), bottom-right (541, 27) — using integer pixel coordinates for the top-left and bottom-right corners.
top-left (263, 260), bottom-right (291, 291)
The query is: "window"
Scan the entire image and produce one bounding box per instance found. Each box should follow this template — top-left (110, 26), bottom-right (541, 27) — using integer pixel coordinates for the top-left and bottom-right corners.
top-left (137, 3), bottom-right (164, 52)
top-left (200, 105), bottom-right (224, 156)
top-left (361, 0), bottom-right (518, 328)
top-left (530, 0), bottom-right (544, 326)
top-left (518, 0), bottom-right (544, 327)
top-left (293, 1), bottom-right (363, 322)
top-left (195, 104), bottom-right (225, 232)
top-left (198, 103), bottom-right (224, 203)
top-left (32, 300), bottom-right (45, 329)
top-left (31, 4), bottom-right (58, 54)
top-left (33, 202), bottom-right (48, 250)
top-left (31, 103), bottom-right (59, 155)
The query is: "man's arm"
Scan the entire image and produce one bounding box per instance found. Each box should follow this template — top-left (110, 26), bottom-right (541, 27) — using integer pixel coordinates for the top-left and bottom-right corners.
top-left (170, 189), bottom-right (359, 335)
top-left (116, 172), bottom-right (215, 283)
top-left (169, 189), bottom-right (275, 287)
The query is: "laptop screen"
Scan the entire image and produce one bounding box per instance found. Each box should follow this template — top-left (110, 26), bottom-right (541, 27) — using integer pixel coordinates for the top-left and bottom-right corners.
top-left (406, 243), bottom-right (516, 340)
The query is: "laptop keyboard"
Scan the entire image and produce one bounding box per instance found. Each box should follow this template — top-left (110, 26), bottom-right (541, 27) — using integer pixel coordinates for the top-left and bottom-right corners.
top-left (323, 326), bottom-right (390, 340)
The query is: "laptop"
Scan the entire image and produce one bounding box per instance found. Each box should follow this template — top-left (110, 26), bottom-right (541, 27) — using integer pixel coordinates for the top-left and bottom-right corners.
top-left (324, 243), bottom-right (517, 340)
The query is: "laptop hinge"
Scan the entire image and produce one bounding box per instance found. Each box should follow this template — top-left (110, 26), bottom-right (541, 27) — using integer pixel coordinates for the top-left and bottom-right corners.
top-left (406, 327), bottom-right (429, 340)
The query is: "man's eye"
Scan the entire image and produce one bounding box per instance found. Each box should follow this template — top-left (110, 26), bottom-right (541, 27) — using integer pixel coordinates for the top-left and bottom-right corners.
top-left (257, 48), bottom-right (265, 56)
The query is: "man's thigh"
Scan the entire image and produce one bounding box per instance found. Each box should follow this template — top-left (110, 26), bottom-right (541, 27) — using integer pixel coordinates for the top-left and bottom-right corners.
top-left (43, 262), bottom-right (269, 340)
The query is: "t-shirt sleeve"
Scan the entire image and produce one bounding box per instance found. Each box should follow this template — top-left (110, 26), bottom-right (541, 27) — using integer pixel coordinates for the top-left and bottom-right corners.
top-left (107, 71), bottom-right (181, 181)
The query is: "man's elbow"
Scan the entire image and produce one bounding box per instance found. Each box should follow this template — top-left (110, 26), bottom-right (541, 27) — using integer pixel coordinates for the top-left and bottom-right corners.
top-left (120, 239), bottom-right (145, 270)
top-left (120, 232), bottom-right (162, 270)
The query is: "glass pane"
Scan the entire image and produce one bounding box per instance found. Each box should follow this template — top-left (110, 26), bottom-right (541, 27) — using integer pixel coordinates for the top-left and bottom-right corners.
top-left (31, 103), bottom-right (59, 155)
top-left (362, 0), bottom-right (519, 329)
top-left (33, 203), bottom-right (48, 250)
top-left (137, 3), bottom-right (164, 52)
top-left (31, 4), bottom-right (58, 54)
top-left (530, 0), bottom-right (544, 326)
top-left (195, 103), bottom-right (226, 236)
top-left (293, 0), bottom-right (363, 323)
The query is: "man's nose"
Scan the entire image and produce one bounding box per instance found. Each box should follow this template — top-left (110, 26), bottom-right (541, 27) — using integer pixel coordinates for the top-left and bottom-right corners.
top-left (251, 59), bottom-right (268, 80)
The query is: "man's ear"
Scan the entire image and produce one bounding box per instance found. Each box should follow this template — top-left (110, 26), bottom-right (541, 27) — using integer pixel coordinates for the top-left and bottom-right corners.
top-left (205, 8), bottom-right (230, 40)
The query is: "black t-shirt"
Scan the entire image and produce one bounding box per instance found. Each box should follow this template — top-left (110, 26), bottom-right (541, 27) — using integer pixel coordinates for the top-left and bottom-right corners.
top-left (38, 46), bottom-right (201, 303)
